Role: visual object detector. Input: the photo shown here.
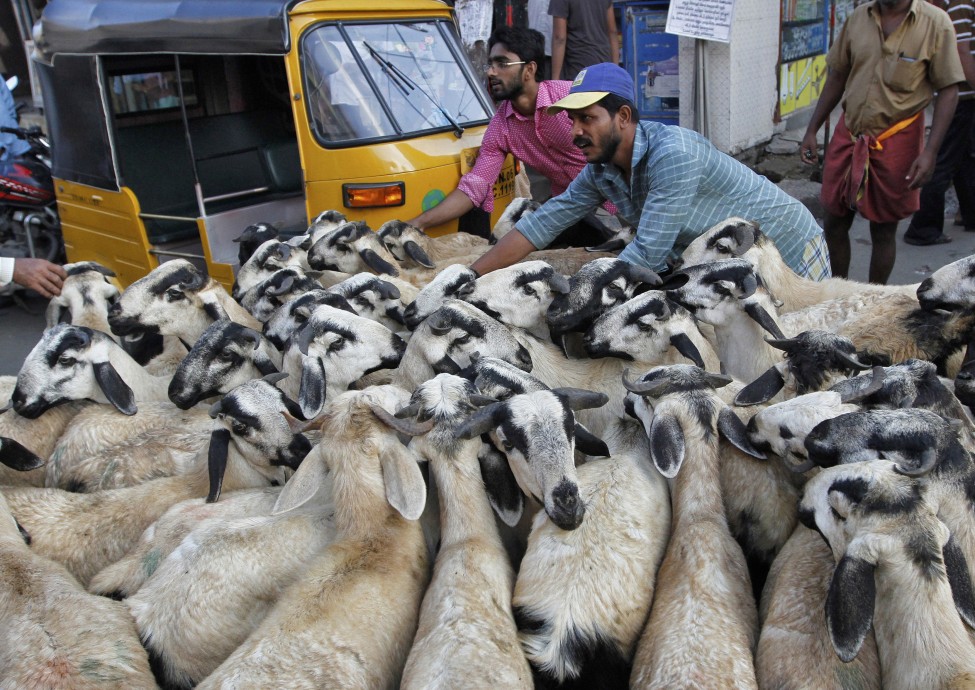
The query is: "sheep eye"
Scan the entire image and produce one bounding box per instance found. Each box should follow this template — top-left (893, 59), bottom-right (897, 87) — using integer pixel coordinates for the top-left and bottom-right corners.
top-left (606, 284), bottom-right (623, 296)
top-left (454, 334), bottom-right (472, 346)
top-left (327, 337), bottom-right (346, 353)
top-left (335, 244), bottom-right (351, 253)
top-left (636, 321), bottom-right (654, 333)
top-left (522, 284), bottom-right (537, 297)
top-left (829, 506), bottom-right (845, 522)
top-left (231, 421), bottom-right (249, 435)
top-left (165, 288), bottom-right (185, 302)
top-left (218, 350), bottom-right (237, 362)
top-left (501, 439), bottom-right (514, 451)
top-left (58, 355), bottom-right (76, 366)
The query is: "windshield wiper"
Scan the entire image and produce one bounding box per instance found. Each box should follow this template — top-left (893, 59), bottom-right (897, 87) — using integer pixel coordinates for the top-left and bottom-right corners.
top-left (363, 41), bottom-right (464, 138)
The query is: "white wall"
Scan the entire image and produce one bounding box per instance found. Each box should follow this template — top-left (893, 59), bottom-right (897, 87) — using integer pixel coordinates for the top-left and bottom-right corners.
top-left (677, 0), bottom-right (783, 154)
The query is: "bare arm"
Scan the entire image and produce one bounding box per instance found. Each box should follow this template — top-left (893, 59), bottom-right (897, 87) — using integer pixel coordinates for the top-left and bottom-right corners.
top-left (800, 67), bottom-right (848, 164)
top-left (908, 82), bottom-right (959, 189)
top-left (551, 17), bottom-right (567, 80)
top-left (469, 229), bottom-right (537, 276)
top-left (606, 7), bottom-right (619, 65)
top-left (406, 189), bottom-right (476, 231)
top-left (13, 258), bottom-right (66, 298)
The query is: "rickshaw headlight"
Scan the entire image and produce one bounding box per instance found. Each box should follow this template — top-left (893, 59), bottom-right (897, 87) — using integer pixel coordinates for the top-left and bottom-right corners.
top-left (343, 182), bottom-right (405, 208)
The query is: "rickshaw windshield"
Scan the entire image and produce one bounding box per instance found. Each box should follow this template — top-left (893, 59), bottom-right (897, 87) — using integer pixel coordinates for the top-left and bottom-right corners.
top-left (302, 20), bottom-right (492, 146)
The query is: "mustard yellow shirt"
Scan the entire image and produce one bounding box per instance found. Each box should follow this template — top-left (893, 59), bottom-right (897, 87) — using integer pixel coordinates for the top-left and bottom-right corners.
top-left (827, 0), bottom-right (964, 136)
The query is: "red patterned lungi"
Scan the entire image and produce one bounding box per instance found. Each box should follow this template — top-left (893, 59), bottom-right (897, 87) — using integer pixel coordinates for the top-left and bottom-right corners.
top-left (820, 111), bottom-right (925, 223)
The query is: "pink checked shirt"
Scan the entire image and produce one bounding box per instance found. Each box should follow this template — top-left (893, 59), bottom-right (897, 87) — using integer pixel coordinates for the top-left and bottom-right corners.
top-left (457, 81), bottom-right (615, 214)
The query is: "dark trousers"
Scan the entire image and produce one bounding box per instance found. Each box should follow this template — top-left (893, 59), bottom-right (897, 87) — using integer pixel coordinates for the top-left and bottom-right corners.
top-left (906, 98), bottom-right (975, 239)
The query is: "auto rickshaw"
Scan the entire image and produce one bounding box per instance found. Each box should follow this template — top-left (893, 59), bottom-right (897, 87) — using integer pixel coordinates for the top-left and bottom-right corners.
top-left (32, 0), bottom-right (516, 288)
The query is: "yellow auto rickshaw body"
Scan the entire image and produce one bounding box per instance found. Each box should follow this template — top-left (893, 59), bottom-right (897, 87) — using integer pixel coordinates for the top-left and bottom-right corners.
top-left (35, 0), bottom-right (514, 288)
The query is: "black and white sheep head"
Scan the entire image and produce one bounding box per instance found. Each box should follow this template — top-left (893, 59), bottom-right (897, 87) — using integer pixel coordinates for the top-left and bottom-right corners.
top-left (307, 209), bottom-right (349, 244)
top-left (666, 258), bottom-right (784, 338)
top-left (462, 260), bottom-right (569, 338)
top-left (45, 261), bottom-right (119, 329)
top-left (12, 324), bottom-right (137, 418)
top-left (232, 238), bottom-right (308, 299)
top-left (376, 219), bottom-right (436, 268)
top-left (796, 459), bottom-right (975, 663)
top-left (108, 259), bottom-right (220, 344)
top-left (307, 220), bottom-right (400, 276)
top-left (272, 384), bottom-right (425, 521)
top-left (744, 391), bottom-right (861, 474)
top-left (232, 222), bottom-right (279, 266)
top-left (734, 330), bottom-right (871, 406)
top-left (621, 364), bottom-right (765, 478)
top-left (917, 254), bottom-right (975, 312)
top-left (545, 257), bottom-right (662, 339)
top-left (804, 408), bottom-right (964, 477)
top-left (328, 272), bottom-right (406, 330)
top-left (956, 353), bottom-right (975, 414)
top-left (673, 217), bottom-right (763, 271)
top-left (403, 264), bottom-right (477, 330)
top-left (262, 289), bottom-right (356, 351)
top-left (206, 376), bottom-right (311, 503)
top-left (238, 267), bottom-right (323, 323)
top-left (456, 387), bottom-right (609, 530)
top-left (406, 299), bottom-right (533, 382)
top-left (291, 304), bottom-right (407, 419)
top-left (168, 319), bottom-right (281, 410)
top-left (583, 291), bottom-right (705, 366)
top-left (491, 197), bottom-right (540, 242)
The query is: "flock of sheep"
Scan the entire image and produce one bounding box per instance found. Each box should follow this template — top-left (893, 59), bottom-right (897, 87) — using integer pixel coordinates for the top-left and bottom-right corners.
top-left (2, 206), bottom-right (975, 689)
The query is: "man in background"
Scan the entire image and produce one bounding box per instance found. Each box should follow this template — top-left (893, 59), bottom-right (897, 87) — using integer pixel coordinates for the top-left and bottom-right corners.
top-left (0, 257), bottom-right (65, 298)
top-left (800, 0), bottom-right (964, 283)
top-left (903, 0), bottom-right (975, 244)
top-left (549, 0), bottom-right (618, 81)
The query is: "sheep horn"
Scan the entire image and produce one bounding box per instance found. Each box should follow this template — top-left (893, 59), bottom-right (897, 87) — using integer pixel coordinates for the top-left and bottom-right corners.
top-left (375, 280), bottom-right (401, 300)
top-left (236, 327), bottom-right (263, 351)
top-left (586, 238), bottom-right (625, 253)
top-left (837, 366), bottom-right (886, 403)
top-left (262, 372), bottom-right (289, 386)
top-left (894, 448), bottom-right (939, 477)
top-left (733, 223), bottom-right (756, 255)
top-left (178, 269), bottom-right (208, 291)
top-left (765, 336), bottom-right (799, 352)
top-left (744, 303), bottom-right (786, 339)
top-left (784, 454), bottom-right (816, 474)
top-left (625, 265), bottom-right (663, 286)
top-left (359, 247), bottom-right (400, 276)
top-left (274, 243), bottom-right (292, 261)
top-left (208, 399), bottom-right (224, 418)
top-left (394, 402), bottom-right (422, 419)
top-left (835, 350), bottom-right (872, 372)
top-left (370, 403), bottom-right (435, 436)
top-left (739, 272), bottom-right (758, 300)
top-left (704, 372), bottom-right (734, 389)
top-left (456, 402), bottom-right (503, 440)
top-left (267, 275), bottom-right (295, 297)
top-left (295, 323), bottom-right (317, 356)
top-left (426, 310), bottom-right (454, 335)
top-left (552, 387), bottom-right (610, 411)
top-left (469, 393), bottom-right (498, 407)
top-left (621, 368), bottom-right (670, 396)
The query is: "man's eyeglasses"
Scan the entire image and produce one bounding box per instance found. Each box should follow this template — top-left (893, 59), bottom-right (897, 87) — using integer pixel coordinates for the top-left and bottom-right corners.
top-left (487, 58), bottom-right (527, 70)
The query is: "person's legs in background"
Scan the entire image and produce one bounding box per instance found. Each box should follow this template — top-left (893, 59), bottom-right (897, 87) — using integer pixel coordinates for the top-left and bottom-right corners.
top-left (823, 210), bottom-right (855, 278)
top-left (867, 221), bottom-right (899, 284)
top-left (957, 107), bottom-right (975, 231)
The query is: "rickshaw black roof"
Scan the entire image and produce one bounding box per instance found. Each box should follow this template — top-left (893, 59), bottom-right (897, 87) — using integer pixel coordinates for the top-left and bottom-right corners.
top-left (37, 0), bottom-right (302, 57)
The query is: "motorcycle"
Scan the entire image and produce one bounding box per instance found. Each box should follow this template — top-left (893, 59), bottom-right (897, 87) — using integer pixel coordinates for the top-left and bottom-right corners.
top-left (0, 77), bottom-right (63, 284)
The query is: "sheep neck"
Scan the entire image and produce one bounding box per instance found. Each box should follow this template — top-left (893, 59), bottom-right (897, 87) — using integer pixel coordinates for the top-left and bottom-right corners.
top-left (329, 452), bottom-right (397, 540)
top-left (106, 346), bottom-right (171, 402)
top-left (710, 309), bottom-right (781, 384)
top-left (666, 406), bottom-right (727, 531)
top-left (206, 284), bottom-right (262, 331)
top-left (426, 433), bottom-right (501, 549)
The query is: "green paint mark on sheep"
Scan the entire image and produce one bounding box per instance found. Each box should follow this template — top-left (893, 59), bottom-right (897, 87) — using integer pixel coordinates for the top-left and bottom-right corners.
top-left (142, 548), bottom-right (161, 578)
top-left (80, 657), bottom-right (126, 682)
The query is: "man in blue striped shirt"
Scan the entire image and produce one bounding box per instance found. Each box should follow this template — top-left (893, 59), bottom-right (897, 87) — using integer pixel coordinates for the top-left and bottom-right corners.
top-left (470, 63), bottom-right (829, 279)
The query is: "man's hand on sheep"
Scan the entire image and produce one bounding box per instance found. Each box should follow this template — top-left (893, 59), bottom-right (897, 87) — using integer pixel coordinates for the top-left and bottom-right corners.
top-left (13, 258), bottom-right (66, 298)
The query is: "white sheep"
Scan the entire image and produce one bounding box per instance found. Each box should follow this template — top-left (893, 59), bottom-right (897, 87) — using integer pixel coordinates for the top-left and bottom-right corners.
top-left (377, 219), bottom-right (490, 269)
top-left (232, 238), bottom-right (308, 299)
top-left (676, 217), bottom-right (918, 311)
top-left (378, 375), bottom-right (533, 690)
top-left (800, 459), bottom-right (975, 690)
top-left (307, 220), bottom-right (401, 277)
top-left (0, 477), bottom-right (157, 689)
top-left (197, 385), bottom-right (429, 690)
top-left (1, 378), bottom-right (310, 586)
top-left (462, 260), bottom-right (570, 339)
top-left (624, 365), bottom-right (761, 689)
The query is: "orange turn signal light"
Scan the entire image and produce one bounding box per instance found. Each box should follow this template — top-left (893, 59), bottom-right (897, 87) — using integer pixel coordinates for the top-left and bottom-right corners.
top-left (342, 182), bottom-right (405, 208)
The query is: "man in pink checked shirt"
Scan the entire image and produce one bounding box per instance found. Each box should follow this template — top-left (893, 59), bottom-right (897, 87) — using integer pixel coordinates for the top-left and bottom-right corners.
top-left (407, 26), bottom-right (615, 244)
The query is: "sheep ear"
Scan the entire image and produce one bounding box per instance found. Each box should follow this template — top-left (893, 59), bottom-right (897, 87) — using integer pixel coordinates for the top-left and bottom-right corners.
top-left (359, 248), bottom-right (399, 277)
top-left (669, 333), bottom-right (706, 369)
top-left (574, 423), bottom-right (610, 457)
top-left (273, 448), bottom-right (328, 515)
top-left (0, 436), bottom-right (45, 471)
top-left (380, 443), bottom-right (426, 520)
top-left (203, 299), bottom-right (230, 323)
top-left (943, 534), bottom-right (975, 629)
top-left (743, 302), bottom-right (786, 340)
top-left (254, 355), bottom-right (280, 377)
top-left (649, 413), bottom-right (685, 478)
top-left (403, 240), bottom-right (435, 269)
top-left (299, 356), bottom-right (327, 420)
top-left (826, 554), bottom-right (876, 663)
top-left (735, 366), bottom-right (785, 406)
top-left (478, 444), bottom-right (524, 527)
top-left (456, 402), bottom-right (503, 440)
top-left (206, 428), bottom-right (232, 503)
top-left (718, 407), bottom-right (766, 459)
top-left (93, 361), bottom-right (137, 415)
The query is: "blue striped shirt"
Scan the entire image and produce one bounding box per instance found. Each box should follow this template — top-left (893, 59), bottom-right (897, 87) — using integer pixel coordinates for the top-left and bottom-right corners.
top-left (516, 121), bottom-right (824, 273)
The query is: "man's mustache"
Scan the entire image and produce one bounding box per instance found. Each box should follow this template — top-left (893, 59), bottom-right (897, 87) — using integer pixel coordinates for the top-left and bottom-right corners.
top-left (573, 137), bottom-right (592, 148)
